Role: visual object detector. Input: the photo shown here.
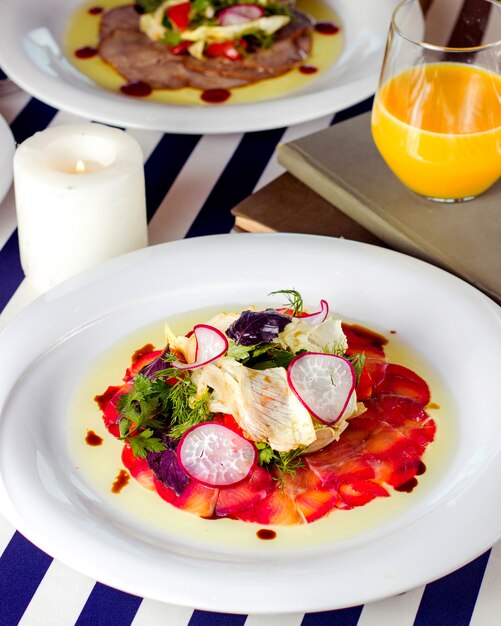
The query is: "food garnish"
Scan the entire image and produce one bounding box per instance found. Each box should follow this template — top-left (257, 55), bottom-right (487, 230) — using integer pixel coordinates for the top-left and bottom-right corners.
top-left (95, 290), bottom-right (436, 525)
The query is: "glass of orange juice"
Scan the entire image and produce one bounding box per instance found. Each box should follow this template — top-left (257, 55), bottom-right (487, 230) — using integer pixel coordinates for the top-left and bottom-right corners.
top-left (371, 0), bottom-right (501, 203)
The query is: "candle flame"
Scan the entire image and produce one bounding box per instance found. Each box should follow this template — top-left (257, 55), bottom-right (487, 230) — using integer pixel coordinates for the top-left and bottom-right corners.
top-left (75, 160), bottom-right (86, 174)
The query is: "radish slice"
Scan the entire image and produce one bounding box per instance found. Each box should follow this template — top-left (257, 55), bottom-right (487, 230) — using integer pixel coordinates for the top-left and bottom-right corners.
top-left (218, 4), bottom-right (264, 25)
top-left (177, 423), bottom-right (257, 487)
top-left (172, 324), bottom-right (228, 370)
top-left (276, 300), bottom-right (329, 325)
top-left (287, 352), bottom-right (356, 425)
top-left (301, 299), bottom-right (329, 326)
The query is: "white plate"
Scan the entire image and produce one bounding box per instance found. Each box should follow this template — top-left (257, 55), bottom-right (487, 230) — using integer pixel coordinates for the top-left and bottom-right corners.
top-left (0, 0), bottom-right (398, 133)
top-left (0, 115), bottom-right (15, 205)
top-left (1, 233), bottom-right (501, 614)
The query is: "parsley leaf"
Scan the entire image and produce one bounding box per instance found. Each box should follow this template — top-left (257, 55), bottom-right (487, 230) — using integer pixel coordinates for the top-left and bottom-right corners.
top-left (128, 429), bottom-right (166, 458)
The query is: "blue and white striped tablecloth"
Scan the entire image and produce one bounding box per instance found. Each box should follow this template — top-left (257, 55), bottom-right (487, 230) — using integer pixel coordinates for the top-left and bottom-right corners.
top-left (1, 0), bottom-right (501, 623)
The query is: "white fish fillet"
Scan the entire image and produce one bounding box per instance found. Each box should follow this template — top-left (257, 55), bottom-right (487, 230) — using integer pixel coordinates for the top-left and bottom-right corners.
top-left (193, 357), bottom-right (316, 451)
top-left (275, 317), bottom-right (348, 354)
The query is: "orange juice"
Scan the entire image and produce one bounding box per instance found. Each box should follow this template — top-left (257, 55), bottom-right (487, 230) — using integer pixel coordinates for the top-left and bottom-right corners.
top-left (371, 63), bottom-right (501, 200)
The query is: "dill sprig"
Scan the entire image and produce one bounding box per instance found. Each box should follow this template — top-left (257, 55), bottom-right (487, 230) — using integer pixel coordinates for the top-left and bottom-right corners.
top-left (145, 352), bottom-right (212, 439)
top-left (269, 289), bottom-right (304, 316)
top-left (345, 352), bottom-right (366, 384)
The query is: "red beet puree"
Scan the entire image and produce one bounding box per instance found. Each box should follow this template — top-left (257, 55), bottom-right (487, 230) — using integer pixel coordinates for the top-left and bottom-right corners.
top-left (299, 65), bottom-right (318, 74)
top-left (121, 81), bottom-right (153, 97)
top-left (75, 46), bottom-right (98, 59)
top-left (315, 22), bottom-right (340, 35)
top-left (201, 89), bottom-right (231, 103)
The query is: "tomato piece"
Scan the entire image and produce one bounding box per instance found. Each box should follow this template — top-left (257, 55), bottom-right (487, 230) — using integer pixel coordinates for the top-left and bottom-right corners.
top-left (205, 39), bottom-right (245, 60)
top-left (166, 2), bottom-right (190, 29)
top-left (170, 40), bottom-right (191, 55)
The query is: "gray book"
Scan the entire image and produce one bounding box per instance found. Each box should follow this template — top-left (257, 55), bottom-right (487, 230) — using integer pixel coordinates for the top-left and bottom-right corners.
top-left (277, 111), bottom-right (501, 303)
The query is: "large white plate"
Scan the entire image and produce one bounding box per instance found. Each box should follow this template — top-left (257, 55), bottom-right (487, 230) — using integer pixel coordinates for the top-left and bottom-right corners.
top-left (1, 233), bottom-right (501, 613)
top-left (0, 115), bottom-right (15, 205)
top-left (0, 0), bottom-right (398, 133)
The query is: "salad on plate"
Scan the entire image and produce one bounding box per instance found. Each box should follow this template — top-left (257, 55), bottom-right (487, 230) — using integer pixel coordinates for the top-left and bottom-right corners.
top-left (95, 290), bottom-right (436, 526)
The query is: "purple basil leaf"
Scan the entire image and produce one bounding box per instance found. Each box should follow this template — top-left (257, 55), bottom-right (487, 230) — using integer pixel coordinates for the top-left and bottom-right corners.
top-left (147, 439), bottom-right (189, 495)
top-left (226, 309), bottom-right (291, 346)
top-left (139, 346), bottom-right (170, 380)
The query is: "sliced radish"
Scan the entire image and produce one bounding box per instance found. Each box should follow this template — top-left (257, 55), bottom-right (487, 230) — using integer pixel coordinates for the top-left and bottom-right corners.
top-left (177, 423), bottom-right (257, 487)
top-left (276, 299), bottom-right (329, 325)
top-left (171, 324), bottom-right (228, 370)
top-left (287, 352), bottom-right (356, 425)
top-left (301, 299), bottom-right (329, 326)
top-left (217, 4), bottom-right (264, 26)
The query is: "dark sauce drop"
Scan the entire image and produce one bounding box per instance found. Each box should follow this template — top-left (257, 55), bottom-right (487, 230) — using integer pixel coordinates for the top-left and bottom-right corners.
top-left (299, 65), bottom-right (318, 75)
top-left (416, 461), bottom-right (426, 476)
top-left (395, 477), bottom-right (418, 493)
top-left (132, 343), bottom-right (156, 362)
top-left (85, 429), bottom-right (103, 446)
top-left (75, 46), bottom-right (98, 59)
top-left (315, 21), bottom-right (340, 35)
top-left (389, 330), bottom-right (397, 334)
top-left (121, 80), bottom-right (152, 97)
top-left (88, 6), bottom-right (104, 15)
top-left (112, 469), bottom-right (130, 494)
top-left (257, 529), bottom-right (277, 540)
top-left (201, 88), bottom-right (231, 104)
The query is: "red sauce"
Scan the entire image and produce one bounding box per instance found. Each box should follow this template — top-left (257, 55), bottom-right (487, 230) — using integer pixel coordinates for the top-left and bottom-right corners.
top-left (85, 429), bottom-right (103, 446)
top-left (75, 46), bottom-right (98, 59)
top-left (201, 88), bottom-right (231, 104)
top-left (120, 80), bottom-right (153, 97)
top-left (315, 21), bottom-right (340, 35)
top-left (299, 65), bottom-right (318, 75)
top-left (132, 343), bottom-right (156, 362)
top-left (416, 461), bottom-right (426, 476)
top-left (112, 469), bottom-right (130, 494)
top-left (257, 529), bottom-right (277, 540)
top-left (88, 6), bottom-right (104, 14)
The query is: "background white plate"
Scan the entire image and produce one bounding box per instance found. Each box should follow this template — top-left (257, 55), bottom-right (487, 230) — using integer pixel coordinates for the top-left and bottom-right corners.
top-left (0, 0), bottom-right (398, 133)
top-left (0, 115), bottom-right (15, 205)
top-left (0, 234), bottom-right (501, 614)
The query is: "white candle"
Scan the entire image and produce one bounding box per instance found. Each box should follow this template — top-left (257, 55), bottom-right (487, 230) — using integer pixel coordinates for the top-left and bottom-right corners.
top-left (14, 123), bottom-right (148, 291)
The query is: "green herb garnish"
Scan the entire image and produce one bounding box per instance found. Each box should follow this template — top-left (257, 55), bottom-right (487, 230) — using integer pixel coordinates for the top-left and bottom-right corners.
top-left (269, 288), bottom-right (304, 316)
top-left (346, 352), bottom-right (366, 384)
top-left (256, 442), bottom-right (305, 488)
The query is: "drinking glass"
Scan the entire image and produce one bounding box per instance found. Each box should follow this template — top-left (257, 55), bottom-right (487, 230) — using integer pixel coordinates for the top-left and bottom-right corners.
top-left (371, 0), bottom-right (501, 203)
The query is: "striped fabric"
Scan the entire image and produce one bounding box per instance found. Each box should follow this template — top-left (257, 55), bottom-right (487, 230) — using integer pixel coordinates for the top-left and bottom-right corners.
top-left (0, 1), bottom-right (500, 624)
